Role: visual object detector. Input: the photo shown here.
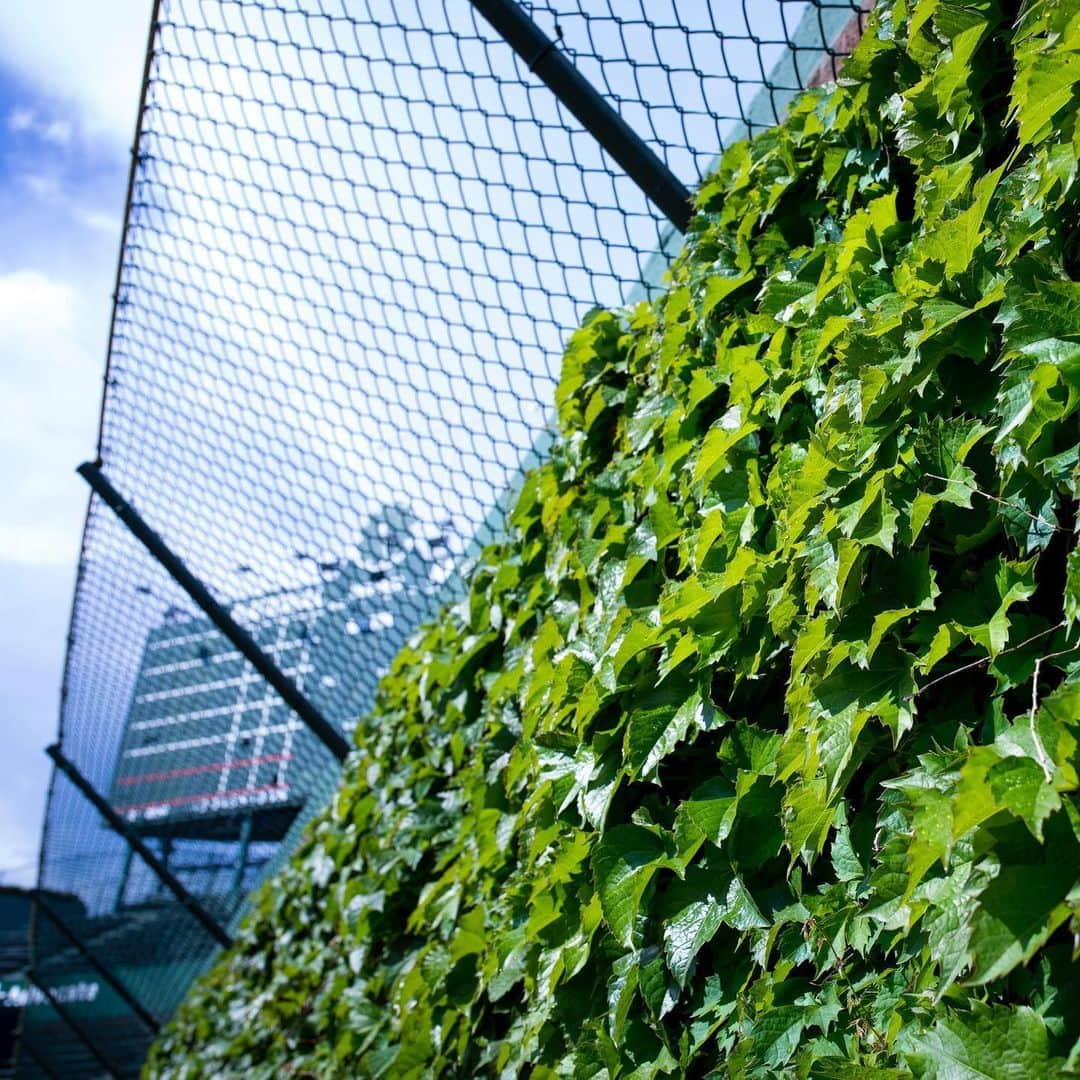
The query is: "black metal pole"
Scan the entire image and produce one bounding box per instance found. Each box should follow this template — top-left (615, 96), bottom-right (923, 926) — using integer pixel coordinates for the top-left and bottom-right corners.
top-left (46, 743), bottom-right (233, 949)
top-left (25, 969), bottom-right (119, 1080)
top-left (77, 461), bottom-right (350, 762)
top-left (94, 0), bottom-right (162, 461)
top-left (468, 0), bottom-right (692, 233)
top-left (34, 891), bottom-right (160, 1034)
top-left (114, 843), bottom-right (134, 913)
top-left (229, 813), bottom-right (254, 904)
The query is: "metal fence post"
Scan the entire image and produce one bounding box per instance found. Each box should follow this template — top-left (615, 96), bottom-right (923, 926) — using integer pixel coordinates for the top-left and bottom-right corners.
top-left (34, 891), bottom-right (160, 1034)
top-left (77, 461), bottom-right (351, 763)
top-left (24, 970), bottom-right (120, 1080)
top-left (228, 814), bottom-right (254, 904)
top-left (46, 744), bottom-right (233, 949)
top-left (113, 844), bottom-right (134, 913)
top-left (468, 0), bottom-right (693, 233)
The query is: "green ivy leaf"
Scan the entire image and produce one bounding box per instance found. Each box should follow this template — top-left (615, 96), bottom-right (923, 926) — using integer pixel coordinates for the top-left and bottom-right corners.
top-left (624, 685), bottom-right (718, 781)
top-left (967, 860), bottom-right (1074, 985)
top-left (661, 865), bottom-right (731, 989)
top-left (592, 825), bottom-right (672, 949)
top-left (903, 1003), bottom-right (1064, 1079)
top-left (784, 777), bottom-right (838, 868)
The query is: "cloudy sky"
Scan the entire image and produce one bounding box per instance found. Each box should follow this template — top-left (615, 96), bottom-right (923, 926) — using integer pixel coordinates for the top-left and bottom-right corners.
top-left (0, 2), bottom-right (151, 884)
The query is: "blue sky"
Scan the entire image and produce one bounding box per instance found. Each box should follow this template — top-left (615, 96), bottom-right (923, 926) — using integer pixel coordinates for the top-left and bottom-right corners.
top-left (0, 2), bottom-right (150, 884)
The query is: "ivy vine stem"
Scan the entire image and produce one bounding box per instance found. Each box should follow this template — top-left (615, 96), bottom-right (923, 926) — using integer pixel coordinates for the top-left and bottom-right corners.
top-left (913, 619), bottom-right (1065, 699)
top-left (1028, 640), bottom-right (1080, 782)
top-left (924, 473), bottom-right (1069, 536)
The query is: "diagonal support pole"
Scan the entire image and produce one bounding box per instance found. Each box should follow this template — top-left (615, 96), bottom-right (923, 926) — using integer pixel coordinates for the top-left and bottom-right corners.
top-left (468, 0), bottom-right (693, 233)
top-left (34, 891), bottom-right (160, 1033)
top-left (25, 969), bottom-right (119, 1080)
top-left (77, 461), bottom-right (350, 762)
top-left (46, 743), bottom-right (233, 949)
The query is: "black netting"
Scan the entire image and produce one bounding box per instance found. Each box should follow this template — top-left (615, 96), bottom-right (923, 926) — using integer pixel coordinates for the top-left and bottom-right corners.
top-left (18, 2), bottom-right (869, 1074)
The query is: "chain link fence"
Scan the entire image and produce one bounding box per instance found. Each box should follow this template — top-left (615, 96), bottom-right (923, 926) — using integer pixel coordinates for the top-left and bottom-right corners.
top-left (15, 1), bottom-right (868, 1074)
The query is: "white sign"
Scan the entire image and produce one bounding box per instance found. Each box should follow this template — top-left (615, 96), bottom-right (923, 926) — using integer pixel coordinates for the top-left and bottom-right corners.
top-left (0, 979), bottom-right (100, 1009)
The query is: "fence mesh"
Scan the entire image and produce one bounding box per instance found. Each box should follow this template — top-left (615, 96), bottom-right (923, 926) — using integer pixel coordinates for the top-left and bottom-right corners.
top-left (18, 1), bottom-right (869, 1073)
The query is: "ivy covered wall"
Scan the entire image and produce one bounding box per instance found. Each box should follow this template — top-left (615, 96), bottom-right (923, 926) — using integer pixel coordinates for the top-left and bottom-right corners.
top-left (150, 1), bottom-right (1080, 1075)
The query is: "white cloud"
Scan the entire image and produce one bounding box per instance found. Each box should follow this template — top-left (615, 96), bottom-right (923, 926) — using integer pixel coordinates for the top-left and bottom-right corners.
top-left (8, 105), bottom-right (35, 132)
top-left (74, 207), bottom-right (120, 234)
top-left (16, 171), bottom-right (122, 237)
top-left (0, 829), bottom-right (40, 887)
top-left (0, 267), bottom-right (75, 330)
top-left (6, 106), bottom-right (73, 144)
top-left (0, 2), bottom-right (152, 145)
top-left (0, 558), bottom-right (77, 887)
top-left (41, 118), bottom-right (74, 145)
top-left (0, 524), bottom-right (81, 567)
top-left (19, 171), bottom-right (62, 200)
top-left (0, 270), bottom-right (99, 567)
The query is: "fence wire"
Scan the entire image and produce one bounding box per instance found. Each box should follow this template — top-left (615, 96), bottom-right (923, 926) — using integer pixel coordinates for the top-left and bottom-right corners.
top-left (18, 1), bottom-right (868, 1074)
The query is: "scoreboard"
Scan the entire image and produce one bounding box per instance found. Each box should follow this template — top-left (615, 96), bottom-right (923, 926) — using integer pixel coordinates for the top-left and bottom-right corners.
top-left (108, 567), bottom-right (418, 840)
top-left (109, 601), bottom-right (315, 839)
